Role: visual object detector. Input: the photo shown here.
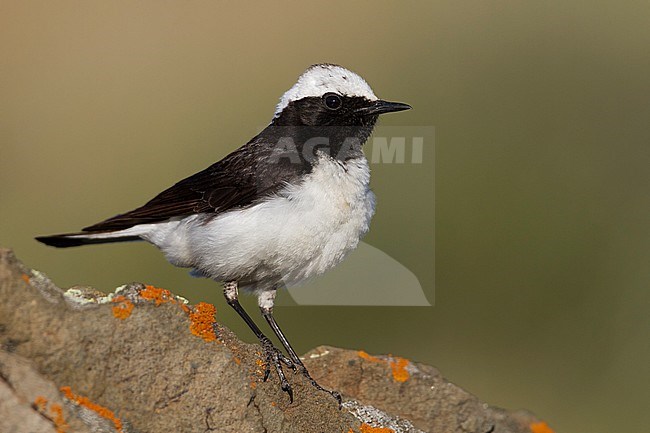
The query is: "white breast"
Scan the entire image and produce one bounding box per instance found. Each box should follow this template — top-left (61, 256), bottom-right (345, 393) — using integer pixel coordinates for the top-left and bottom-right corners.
top-left (145, 155), bottom-right (376, 292)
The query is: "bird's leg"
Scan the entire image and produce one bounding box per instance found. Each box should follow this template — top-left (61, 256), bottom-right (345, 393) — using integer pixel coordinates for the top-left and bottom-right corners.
top-left (223, 281), bottom-right (295, 402)
top-left (258, 289), bottom-right (342, 407)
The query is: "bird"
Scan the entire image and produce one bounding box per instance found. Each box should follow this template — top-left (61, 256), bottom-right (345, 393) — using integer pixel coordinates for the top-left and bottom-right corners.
top-left (36, 63), bottom-right (411, 404)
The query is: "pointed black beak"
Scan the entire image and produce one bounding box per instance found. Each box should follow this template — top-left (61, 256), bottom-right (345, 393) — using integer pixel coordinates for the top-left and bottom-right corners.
top-left (356, 100), bottom-right (412, 116)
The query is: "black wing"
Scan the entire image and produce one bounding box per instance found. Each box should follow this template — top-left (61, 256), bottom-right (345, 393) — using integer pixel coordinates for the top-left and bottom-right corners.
top-left (83, 135), bottom-right (311, 232)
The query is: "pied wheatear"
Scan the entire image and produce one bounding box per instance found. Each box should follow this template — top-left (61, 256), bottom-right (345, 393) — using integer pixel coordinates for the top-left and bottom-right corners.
top-left (37, 64), bottom-right (411, 404)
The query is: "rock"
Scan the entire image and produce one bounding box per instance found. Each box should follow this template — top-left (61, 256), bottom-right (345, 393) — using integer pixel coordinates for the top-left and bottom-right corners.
top-left (0, 248), bottom-right (546, 433)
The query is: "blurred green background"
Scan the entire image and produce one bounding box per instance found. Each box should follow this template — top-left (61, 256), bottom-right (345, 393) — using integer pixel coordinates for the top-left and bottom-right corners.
top-left (2, 2), bottom-right (649, 432)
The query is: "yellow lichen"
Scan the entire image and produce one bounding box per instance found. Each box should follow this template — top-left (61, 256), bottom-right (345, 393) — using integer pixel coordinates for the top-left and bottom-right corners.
top-left (60, 386), bottom-right (123, 433)
top-left (530, 421), bottom-right (555, 433)
top-left (111, 295), bottom-right (134, 320)
top-left (189, 302), bottom-right (218, 342)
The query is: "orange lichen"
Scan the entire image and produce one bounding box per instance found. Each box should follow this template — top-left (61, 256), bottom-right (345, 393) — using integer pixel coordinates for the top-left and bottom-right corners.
top-left (21, 273), bottom-right (31, 284)
top-left (138, 285), bottom-right (221, 342)
top-left (360, 423), bottom-right (394, 433)
top-left (50, 403), bottom-right (68, 433)
top-left (233, 357), bottom-right (241, 365)
top-left (111, 295), bottom-right (134, 320)
top-left (139, 284), bottom-right (190, 313)
top-left (33, 395), bottom-right (48, 412)
top-left (254, 357), bottom-right (267, 377)
top-left (139, 285), bottom-right (174, 305)
top-left (358, 351), bottom-right (411, 383)
top-left (358, 350), bottom-right (382, 363)
top-left (33, 396), bottom-right (68, 433)
top-left (530, 421), bottom-right (555, 433)
top-left (189, 302), bottom-right (218, 342)
top-left (60, 386), bottom-right (123, 433)
top-left (389, 357), bottom-right (410, 383)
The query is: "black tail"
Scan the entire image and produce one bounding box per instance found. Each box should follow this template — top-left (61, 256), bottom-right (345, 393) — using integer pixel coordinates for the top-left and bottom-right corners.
top-left (35, 233), bottom-right (141, 248)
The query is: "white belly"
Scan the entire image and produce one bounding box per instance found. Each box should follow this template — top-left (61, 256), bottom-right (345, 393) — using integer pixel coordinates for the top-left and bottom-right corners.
top-left (144, 155), bottom-right (375, 292)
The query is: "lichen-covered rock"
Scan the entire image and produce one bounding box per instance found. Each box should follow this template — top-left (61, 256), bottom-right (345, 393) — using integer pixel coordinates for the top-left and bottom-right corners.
top-left (0, 248), bottom-right (545, 433)
top-left (304, 347), bottom-right (538, 433)
top-left (0, 350), bottom-right (94, 433)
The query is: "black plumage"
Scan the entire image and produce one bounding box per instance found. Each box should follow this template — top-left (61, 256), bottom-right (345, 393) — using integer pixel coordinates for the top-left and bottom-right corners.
top-left (47, 96), bottom-right (379, 235)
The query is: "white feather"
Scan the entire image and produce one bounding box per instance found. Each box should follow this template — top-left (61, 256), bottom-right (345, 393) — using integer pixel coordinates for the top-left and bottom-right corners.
top-left (127, 154), bottom-right (376, 293)
top-left (275, 64), bottom-right (377, 116)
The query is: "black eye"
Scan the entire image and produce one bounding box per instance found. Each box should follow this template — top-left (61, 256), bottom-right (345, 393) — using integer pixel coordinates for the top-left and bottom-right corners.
top-left (323, 93), bottom-right (342, 110)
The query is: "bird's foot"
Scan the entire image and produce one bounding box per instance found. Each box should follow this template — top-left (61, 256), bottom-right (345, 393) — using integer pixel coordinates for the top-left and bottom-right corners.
top-left (296, 363), bottom-right (342, 408)
top-left (258, 339), bottom-right (341, 407)
top-left (260, 337), bottom-right (296, 402)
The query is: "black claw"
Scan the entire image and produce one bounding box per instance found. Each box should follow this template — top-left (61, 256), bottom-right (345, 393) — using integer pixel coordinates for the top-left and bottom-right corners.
top-left (263, 364), bottom-right (271, 382)
top-left (259, 337), bottom-right (296, 403)
top-left (297, 365), bottom-right (342, 407)
top-left (284, 383), bottom-right (294, 403)
top-left (258, 338), bottom-right (341, 406)
top-left (332, 391), bottom-right (343, 409)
